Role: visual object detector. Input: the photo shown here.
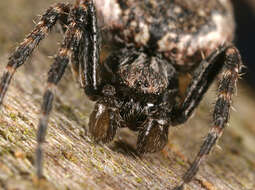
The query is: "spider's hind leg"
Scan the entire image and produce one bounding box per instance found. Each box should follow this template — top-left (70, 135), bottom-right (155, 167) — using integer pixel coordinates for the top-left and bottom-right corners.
top-left (0, 3), bottom-right (70, 106)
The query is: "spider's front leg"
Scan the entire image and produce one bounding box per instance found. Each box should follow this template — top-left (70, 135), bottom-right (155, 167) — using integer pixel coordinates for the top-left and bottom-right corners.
top-left (0, 3), bottom-right (70, 105)
top-left (172, 44), bottom-right (242, 190)
top-left (75, 0), bottom-right (124, 143)
top-left (77, 0), bottom-right (101, 98)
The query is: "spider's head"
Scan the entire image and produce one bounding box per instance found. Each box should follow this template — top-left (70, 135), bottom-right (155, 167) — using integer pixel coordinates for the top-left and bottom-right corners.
top-left (100, 48), bottom-right (179, 106)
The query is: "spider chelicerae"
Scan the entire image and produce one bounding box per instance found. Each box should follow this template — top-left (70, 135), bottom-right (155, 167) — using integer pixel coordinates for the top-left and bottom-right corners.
top-left (0, 0), bottom-right (243, 189)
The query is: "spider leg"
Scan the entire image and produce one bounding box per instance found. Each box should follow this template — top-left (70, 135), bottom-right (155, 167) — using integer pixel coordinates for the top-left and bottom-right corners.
top-left (77, 0), bottom-right (101, 98)
top-left (0, 3), bottom-right (70, 105)
top-left (71, 0), bottom-right (108, 142)
top-left (62, 0), bottom-right (100, 88)
top-left (173, 45), bottom-right (242, 189)
top-left (36, 0), bottom-right (102, 178)
top-left (172, 44), bottom-right (237, 125)
top-left (36, 15), bottom-right (83, 178)
top-left (70, 38), bottom-right (81, 84)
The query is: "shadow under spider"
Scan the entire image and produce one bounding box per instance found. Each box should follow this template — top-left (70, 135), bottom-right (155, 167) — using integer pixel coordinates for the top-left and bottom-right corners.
top-left (107, 129), bottom-right (140, 158)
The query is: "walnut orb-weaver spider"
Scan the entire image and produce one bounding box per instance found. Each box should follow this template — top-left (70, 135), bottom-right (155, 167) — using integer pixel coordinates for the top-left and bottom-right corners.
top-left (0, 0), bottom-right (243, 189)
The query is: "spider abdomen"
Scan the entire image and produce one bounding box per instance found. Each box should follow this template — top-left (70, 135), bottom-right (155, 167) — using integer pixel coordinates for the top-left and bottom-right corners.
top-left (96, 0), bottom-right (235, 70)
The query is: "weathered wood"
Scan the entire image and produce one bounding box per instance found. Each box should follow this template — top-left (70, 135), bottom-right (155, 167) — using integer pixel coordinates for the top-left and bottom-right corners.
top-left (0, 1), bottom-right (254, 190)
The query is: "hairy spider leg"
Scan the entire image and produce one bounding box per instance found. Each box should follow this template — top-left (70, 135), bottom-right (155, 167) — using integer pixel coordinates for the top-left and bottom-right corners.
top-left (36, 21), bottom-right (81, 178)
top-left (70, 32), bottom-right (81, 84)
top-left (78, 0), bottom-right (100, 98)
top-left (172, 44), bottom-right (242, 190)
top-left (0, 3), bottom-right (70, 105)
top-left (172, 45), bottom-right (229, 124)
top-left (36, 0), bottom-right (99, 178)
top-left (55, 5), bottom-right (81, 85)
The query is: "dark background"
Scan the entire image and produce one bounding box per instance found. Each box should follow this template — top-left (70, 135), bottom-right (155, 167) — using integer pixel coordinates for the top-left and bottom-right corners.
top-left (233, 0), bottom-right (255, 87)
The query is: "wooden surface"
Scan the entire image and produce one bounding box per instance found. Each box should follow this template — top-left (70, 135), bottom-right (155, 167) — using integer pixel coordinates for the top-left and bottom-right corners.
top-left (0, 1), bottom-right (255, 190)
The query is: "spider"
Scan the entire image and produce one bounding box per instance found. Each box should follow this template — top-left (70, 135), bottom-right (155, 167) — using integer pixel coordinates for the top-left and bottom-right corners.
top-left (0, 0), bottom-right (243, 189)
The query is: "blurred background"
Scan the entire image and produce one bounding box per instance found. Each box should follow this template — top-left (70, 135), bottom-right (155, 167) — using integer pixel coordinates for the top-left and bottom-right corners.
top-left (232, 0), bottom-right (255, 87)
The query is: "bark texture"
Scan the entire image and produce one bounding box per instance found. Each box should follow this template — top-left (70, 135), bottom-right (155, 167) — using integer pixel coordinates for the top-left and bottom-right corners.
top-left (0, 1), bottom-right (255, 190)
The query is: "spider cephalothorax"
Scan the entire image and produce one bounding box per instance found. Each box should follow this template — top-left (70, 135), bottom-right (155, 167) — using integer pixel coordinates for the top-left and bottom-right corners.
top-left (0, 0), bottom-right (242, 189)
